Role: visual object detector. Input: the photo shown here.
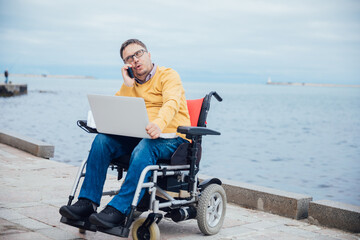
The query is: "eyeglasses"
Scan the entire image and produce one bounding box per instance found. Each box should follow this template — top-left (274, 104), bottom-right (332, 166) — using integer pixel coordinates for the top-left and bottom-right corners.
top-left (123, 49), bottom-right (147, 63)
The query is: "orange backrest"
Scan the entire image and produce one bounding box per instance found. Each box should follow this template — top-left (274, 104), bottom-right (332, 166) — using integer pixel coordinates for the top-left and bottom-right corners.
top-left (186, 98), bottom-right (204, 127)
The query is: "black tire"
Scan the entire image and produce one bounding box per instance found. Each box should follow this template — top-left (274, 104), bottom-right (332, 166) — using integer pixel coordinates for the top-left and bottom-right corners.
top-left (197, 184), bottom-right (227, 235)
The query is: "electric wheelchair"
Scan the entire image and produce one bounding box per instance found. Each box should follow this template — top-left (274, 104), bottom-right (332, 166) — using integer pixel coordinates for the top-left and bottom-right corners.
top-left (60, 91), bottom-right (226, 239)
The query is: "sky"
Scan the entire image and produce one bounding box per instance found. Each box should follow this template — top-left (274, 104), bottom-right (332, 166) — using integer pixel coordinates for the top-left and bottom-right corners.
top-left (0, 0), bottom-right (359, 84)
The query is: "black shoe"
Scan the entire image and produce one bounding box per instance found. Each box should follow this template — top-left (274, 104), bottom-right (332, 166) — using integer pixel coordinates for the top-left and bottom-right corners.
top-left (89, 206), bottom-right (126, 229)
top-left (59, 198), bottom-right (96, 220)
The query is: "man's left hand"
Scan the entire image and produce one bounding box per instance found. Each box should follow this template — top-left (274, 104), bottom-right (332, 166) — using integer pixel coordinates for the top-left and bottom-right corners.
top-left (146, 122), bottom-right (161, 139)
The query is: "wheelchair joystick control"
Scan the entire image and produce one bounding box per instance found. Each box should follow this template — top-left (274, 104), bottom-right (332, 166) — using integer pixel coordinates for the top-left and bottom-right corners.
top-left (168, 206), bottom-right (197, 222)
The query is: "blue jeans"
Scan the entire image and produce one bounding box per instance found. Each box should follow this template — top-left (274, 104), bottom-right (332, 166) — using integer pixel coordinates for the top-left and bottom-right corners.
top-left (78, 134), bottom-right (188, 215)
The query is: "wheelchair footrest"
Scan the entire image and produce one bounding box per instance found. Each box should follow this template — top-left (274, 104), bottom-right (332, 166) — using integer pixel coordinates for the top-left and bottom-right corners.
top-left (60, 216), bottom-right (97, 232)
top-left (97, 226), bottom-right (130, 238)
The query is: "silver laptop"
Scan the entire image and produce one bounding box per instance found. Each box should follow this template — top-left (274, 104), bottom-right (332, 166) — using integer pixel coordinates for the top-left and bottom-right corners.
top-left (87, 94), bottom-right (150, 139)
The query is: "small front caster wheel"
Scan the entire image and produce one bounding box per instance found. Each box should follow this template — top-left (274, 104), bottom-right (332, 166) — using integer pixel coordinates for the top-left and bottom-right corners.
top-left (132, 218), bottom-right (160, 240)
top-left (79, 228), bottom-right (86, 234)
top-left (197, 183), bottom-right (227, 235)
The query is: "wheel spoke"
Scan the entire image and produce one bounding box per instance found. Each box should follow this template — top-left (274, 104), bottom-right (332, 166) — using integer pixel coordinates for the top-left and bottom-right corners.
top-left (214, 198), bottom-right (221, 208)
top-left (210, 197), bottom-right (215, 207)
top-left (206, 209), bottom-right (211, 218)
top-left (209, 211), bottom-right (215, 223)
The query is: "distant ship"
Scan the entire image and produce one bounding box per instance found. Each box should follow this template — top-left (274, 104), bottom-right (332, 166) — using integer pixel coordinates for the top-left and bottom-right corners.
top-left (267, 77), bottom-right (272, 84)
top-left (266, 78), bottom-right (360, 88)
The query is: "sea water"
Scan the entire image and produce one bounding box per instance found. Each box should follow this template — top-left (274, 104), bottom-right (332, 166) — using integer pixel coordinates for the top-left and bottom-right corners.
top-left (1, 77), bottom-right (359, 206)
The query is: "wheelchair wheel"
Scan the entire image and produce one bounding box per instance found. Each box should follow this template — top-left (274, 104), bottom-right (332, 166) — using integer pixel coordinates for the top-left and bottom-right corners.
top-left (197, 184), bottom-right (227, 235)
top-left (132, 218), bottom-right (160, 240)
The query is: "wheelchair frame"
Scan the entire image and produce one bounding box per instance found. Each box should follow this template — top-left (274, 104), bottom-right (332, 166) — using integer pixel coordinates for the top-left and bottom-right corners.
top-left (60, 91), bottom-right (226, 239)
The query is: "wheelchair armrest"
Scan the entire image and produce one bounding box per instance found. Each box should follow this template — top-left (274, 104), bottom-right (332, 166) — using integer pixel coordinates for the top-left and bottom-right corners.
top-left (77, 120), bottom-right (98, 133)
top-left (177, 126), bottom-right (220, 137)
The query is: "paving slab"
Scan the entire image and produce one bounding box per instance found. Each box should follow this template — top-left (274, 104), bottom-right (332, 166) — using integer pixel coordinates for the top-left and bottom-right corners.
top-left (0, 142), bottom-right (359, 240)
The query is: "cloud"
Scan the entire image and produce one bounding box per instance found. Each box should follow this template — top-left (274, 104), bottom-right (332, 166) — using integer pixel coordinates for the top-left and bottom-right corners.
top-left (0, 0), bottom-right (359, 83)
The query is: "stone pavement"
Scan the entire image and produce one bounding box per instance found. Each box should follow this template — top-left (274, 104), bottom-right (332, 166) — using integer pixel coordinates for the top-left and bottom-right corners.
top-left (0, 142), bottom-right (359, 240)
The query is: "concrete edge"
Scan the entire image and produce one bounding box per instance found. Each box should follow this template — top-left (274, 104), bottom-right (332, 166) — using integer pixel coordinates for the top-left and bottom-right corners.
top-left (199, 174), bottom-right (312, 220)
top-left (308, 200), bottom-right (360, 233)
top-left (199, 175), bottom-right (360, 233)
top-left (1, 130), bottom-right (358, 233)
top-left (0, 129), bottom-right (54, 159)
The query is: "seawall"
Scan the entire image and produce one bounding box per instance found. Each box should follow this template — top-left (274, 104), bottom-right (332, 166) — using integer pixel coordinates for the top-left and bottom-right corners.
top-left (0, 129), bottom-right (359, 233)
top-left (0, 83), bottom-right (27, 97)
top-left (8, 73), bottom-right (95, 79)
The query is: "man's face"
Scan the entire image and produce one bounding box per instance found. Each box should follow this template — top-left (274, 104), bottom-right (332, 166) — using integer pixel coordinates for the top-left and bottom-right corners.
top-left (122, 43), bottom-right (152, 80)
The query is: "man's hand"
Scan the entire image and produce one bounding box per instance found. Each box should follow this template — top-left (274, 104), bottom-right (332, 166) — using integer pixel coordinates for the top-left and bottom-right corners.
top-left (146, 122), bottom-right (161, 139)
top-left (121, 64), bottom-right (135, 87)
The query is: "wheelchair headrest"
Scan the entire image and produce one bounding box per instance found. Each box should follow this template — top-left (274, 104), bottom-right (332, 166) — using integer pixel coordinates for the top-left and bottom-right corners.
top-left (187, 91), bottom-right (222, 127)
top-left (186, 98), bottom-right (204, 127)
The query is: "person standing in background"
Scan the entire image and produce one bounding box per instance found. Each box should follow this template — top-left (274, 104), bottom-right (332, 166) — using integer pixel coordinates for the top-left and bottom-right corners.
top-left (4, 70), bottom-right (9, 84)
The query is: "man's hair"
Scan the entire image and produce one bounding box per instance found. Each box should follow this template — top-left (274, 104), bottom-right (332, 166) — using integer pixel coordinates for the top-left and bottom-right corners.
top-left (120, 39), bottom-right (148, 59)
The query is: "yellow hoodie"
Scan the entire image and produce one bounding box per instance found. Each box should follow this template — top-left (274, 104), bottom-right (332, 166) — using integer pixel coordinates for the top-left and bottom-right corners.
top-left (115, 66), bottom-right (191, 139)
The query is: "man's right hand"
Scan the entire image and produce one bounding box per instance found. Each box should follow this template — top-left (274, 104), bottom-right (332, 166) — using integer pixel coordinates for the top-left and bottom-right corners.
top-left (121, 64), bottom-right (135, 87)
top-left (146, 122), bottom-right (161, 139)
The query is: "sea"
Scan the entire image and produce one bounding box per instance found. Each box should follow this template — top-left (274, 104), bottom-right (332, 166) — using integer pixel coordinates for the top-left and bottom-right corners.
top-left (1, 77), bottom-right (360, 206)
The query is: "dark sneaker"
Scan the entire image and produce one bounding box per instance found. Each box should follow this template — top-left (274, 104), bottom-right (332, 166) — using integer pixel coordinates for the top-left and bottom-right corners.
top-left (59, 198), bottom-right (96, 220)
top-left (89, 205), bottom-right (126, 228)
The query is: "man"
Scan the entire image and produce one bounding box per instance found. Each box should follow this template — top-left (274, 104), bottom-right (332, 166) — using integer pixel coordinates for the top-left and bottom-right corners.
top-left (59, 39), bottom-right (191, 228)
top-left (4, 69), bottom-right (8, 84)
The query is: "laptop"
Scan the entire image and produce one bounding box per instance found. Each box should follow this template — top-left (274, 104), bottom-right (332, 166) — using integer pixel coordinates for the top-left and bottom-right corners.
top-left (87, 94), bottom-right (150, 139)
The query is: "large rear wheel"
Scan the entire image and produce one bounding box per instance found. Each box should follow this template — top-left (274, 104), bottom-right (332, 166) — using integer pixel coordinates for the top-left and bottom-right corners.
top-left (197, 184), bottom-right (227, 235)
